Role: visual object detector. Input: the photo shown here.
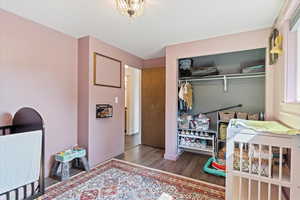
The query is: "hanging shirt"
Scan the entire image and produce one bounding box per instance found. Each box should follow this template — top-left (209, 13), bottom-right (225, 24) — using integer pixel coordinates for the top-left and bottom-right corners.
top-left (183, 83), bottom-right (193, 110)
top-left (178, 83), bottom-right (185, 100)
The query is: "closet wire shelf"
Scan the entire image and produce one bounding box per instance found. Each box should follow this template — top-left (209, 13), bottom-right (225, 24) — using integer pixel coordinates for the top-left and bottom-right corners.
top-left (178, 145), bottom-right (214, 153)
top-left (178, 72), bottom-right (266, 82)
top-left (178, 72), bottom-right (266, 92)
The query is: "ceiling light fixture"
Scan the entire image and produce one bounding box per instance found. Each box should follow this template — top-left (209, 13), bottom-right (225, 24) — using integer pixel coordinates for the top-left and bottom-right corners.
top-left (115, 0), bottom-right (145, 18)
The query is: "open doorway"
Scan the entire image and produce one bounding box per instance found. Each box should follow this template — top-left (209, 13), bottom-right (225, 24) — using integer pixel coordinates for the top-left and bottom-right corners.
top-left (125, 65), bottom-right (141, 150)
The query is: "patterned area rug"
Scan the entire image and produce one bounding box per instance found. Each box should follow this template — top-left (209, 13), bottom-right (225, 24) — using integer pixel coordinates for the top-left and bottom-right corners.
top-left (42, 159), bottom-right (225, 200)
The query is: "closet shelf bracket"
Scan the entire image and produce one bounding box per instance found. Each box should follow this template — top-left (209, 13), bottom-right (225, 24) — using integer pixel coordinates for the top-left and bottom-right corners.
top-left (223, 75), bottom-right (228, 92)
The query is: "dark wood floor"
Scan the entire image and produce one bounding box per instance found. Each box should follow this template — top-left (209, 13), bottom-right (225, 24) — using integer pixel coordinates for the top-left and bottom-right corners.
top-left (45, 168), bottom-right (82, 188)
top-left (125, 134), bottom-right (141, 150)
top-left (116, 145), bottom-right (225, 186)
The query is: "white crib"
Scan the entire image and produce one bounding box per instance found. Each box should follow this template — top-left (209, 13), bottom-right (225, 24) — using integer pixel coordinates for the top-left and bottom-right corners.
top-left (226, 121), bottom-right (300, 200)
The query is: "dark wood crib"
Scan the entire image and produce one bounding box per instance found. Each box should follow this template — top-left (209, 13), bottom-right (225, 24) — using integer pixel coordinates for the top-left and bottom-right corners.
top-left (0, 108), bottom-right (45, 200)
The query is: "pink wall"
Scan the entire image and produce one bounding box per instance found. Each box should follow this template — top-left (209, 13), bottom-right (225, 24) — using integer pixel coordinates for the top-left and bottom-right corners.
top-left (78, 36), bottom-right (143, 167)
top-left (143, 57), bottom-right (166, 68)
top-left (164, 28), bottom-right (271, 160)
top-left (1, 8), bottom-right (146, 176)
top-left (0, 9), bottom-right (78, 175)
top-left (78, 37), bottom-right (90, 151)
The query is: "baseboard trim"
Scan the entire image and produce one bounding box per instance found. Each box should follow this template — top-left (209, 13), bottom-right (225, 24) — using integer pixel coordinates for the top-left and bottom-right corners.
top-left (164, 153), bottom-right (179, 161)
top-left (126, 132), bottom-right (139, 136)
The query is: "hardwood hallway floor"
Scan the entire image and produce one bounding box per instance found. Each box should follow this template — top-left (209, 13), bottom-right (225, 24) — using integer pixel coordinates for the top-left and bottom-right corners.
top-left (125, 134), bottom-right (141, 150)
top-left (116, 145), bottom-right (225, 186)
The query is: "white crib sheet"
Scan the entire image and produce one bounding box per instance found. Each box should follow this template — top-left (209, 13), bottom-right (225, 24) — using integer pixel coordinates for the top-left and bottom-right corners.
top-left (0, 130), bottom-right (42, 194)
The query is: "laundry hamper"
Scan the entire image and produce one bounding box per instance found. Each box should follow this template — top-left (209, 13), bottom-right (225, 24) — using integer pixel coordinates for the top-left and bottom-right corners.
top-left (226, 120), bottom-right (300, 200)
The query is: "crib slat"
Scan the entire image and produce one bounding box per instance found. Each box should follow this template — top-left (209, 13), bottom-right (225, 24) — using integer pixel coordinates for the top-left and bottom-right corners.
top-left (267, 183), bottom-right (271, 200)
top-left (248, 178), bottom-right (252, 200)
top-left (6, 192), bottom-right (10, 200)
top-left (279, 185), bottom-right (282, 200)
top-left (31, 182), bottom-right (35, 195)
top-left (239, 143), bottom-right (243, 172)
top-left (268, 145), bottom-right (272, 179)
top-left (249, 143), bottom-right (252, 174)
top-left (238, 177), bottom-right (242, 200)
top-left (23, 185), bottom-right (27, 198)
top-left (259, 144), bottom-right (262, 176)
top-left (258, 181), bottom-right (261, 200)
top-left (15, 189), bottom-right (19, 200)
top-left (279, 147), bottom-right (283, 181)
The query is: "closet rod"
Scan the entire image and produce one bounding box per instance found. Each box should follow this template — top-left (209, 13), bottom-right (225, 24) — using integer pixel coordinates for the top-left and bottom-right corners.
top-left (228, 74), bottom-right (265, 80)
top-left (178, 73), bottom-right (265, 83)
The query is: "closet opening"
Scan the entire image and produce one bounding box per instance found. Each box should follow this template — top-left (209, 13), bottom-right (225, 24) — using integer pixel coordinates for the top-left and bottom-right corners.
top-left (177, 48), bottom-right (266, 185)
top-left (124, 65), bottom-right (142, 150)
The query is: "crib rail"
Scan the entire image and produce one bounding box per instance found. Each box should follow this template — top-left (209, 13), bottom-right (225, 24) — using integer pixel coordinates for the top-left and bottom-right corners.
top-left (0, 125), bottom-right (12, 135)
top-left (226, 127), bottom-right (300, 200)
top-left (0, 108), bottom-right (45, 200)
top-left (0, 182), bottom-right (43, 200)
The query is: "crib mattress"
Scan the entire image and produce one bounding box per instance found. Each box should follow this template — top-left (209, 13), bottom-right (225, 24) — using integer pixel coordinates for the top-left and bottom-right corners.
top-left (230, 119), bottom-right (300, 135)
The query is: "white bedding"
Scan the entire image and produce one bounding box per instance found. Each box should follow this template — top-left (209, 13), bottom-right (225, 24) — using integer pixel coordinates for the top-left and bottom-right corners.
top-left (0, 130), bottom-right (42, 194)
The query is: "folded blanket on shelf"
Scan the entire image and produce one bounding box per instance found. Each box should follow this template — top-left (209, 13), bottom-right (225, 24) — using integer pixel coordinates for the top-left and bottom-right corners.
top-left (242, 65), bottom-right (265, 73)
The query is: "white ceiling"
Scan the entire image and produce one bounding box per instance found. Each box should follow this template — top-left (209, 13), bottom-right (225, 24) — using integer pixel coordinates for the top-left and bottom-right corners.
top-left (0, 0), bottom-right (283, 59)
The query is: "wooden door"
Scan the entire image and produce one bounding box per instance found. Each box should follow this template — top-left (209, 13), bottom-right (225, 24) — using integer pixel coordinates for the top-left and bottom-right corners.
top-left (141, 67), bottom-right (165, 148)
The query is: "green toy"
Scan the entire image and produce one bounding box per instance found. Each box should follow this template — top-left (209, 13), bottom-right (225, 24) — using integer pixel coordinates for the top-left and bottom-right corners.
top-left (55, 147), bottom-right (86, 162)
top-left (203, 157), bottom-right (226, 177)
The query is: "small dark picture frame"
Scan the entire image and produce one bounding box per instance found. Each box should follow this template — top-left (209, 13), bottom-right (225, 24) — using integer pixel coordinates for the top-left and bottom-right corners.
top-left (96, 104), bottom-right (113, 118)
top-left (93, 52), bottom-right (122, 88)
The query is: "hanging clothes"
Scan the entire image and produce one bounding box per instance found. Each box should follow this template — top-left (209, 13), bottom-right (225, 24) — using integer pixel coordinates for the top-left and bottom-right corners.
top-left (178, 83), bottom-right (186, 112)
top-left (183, 82), bottom-right (193, 110)
top-left (178, 83), bottom-right (185, 101)
top-left (178, 82), bottom-right (193, 112)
